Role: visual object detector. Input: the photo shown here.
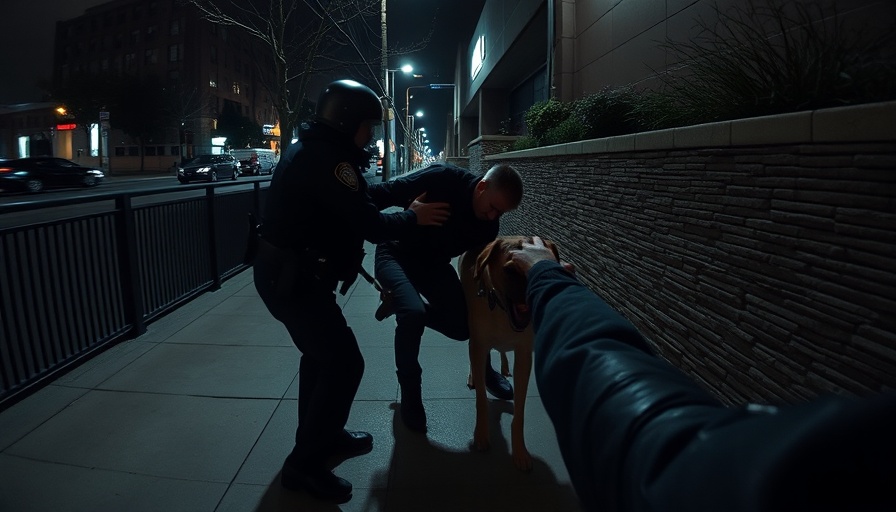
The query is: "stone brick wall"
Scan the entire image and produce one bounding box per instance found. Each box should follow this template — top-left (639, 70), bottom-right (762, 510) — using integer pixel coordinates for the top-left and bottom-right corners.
top-left (497, 143), bottom-right (896, 405)
top-left (467, 136), bottom-right (519, 174)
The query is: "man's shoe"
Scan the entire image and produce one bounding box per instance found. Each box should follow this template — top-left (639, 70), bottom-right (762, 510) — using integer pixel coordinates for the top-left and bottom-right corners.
top-left (331, 430), bottom-right (373, 460)
top-left (485, 363), bottom-right (514, 400)
top-left (281, 462), bottom-right (352, 503)
top-left (400, 400), bottom-right (427, 432)
top-left (399, 385), bottom-right (427, 432)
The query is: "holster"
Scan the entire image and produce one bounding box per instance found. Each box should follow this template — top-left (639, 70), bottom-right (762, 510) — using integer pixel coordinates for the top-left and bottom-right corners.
top-left (338, 249), bottom-right (366, 295)
top-left (256, 237), bottom-right (302, 299)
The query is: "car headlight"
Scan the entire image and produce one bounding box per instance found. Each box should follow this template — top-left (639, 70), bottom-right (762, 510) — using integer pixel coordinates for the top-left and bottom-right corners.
top-left (196, 167), bottom-right (211, 173)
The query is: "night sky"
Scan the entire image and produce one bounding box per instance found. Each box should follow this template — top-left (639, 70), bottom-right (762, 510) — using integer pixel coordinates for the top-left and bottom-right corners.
top-left (0, 0), bottom-right (485, 156)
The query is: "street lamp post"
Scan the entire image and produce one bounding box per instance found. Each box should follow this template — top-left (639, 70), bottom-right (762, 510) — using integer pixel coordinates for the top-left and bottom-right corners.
top-left (405, 85), bottom-right (431, 174)
top-left (382, 64), bottom-right (413, 181)
top-left (411, 127), bottom-right (425, 170)
top-left (403, 83), bottom-right (456, 172)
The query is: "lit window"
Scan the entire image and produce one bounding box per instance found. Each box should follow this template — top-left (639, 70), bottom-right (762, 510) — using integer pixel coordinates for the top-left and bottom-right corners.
top-left (232, 82), bottom-right (240, 94)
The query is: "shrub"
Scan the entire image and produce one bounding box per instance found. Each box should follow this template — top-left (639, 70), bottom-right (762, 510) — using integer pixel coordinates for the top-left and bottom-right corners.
top-left (543, 117), bottom-right (584, 145)
top-left (511, 136), bottom-right (539, 151)
top-left (571, 87), bottom-right (643, 139)
top-left (524, 98), bottom-right (571, 144)
top-left (658, 0), bottom-right (896, 123)
top-left (628, 91), bottom-right (688, 131)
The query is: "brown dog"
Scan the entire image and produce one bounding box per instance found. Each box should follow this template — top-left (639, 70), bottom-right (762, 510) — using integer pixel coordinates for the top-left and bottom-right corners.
top-left (459, 236), bottom-right (559, 471)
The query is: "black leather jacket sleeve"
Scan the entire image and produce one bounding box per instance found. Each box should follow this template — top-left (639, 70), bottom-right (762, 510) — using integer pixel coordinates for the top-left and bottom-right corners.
top-left (527, 260), bottom-right (896, 512)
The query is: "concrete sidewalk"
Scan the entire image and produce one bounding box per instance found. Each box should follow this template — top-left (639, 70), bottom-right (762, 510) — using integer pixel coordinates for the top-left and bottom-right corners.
top-left (0, 243), bottom-right (581, 512)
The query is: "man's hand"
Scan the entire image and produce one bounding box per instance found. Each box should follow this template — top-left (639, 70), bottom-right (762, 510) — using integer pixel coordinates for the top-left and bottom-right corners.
top-left (410, 192), bottom-right (451, 226)
top-left (509, 236), bottom-right (575, 276)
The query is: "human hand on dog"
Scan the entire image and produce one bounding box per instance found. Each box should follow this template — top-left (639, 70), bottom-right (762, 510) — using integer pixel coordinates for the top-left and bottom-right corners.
top-left (410, 192), bottom-right (451, 226)
top-left (509, 236), bottom-right (574, 275)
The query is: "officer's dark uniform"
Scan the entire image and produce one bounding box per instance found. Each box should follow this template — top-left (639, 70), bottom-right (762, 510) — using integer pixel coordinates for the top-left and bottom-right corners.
top-left (527, 260), bottom-right (896, 512)
top-left (368, 163), bottom-right (501, 429)
top-left (253, 80), bottom-right (417, 502)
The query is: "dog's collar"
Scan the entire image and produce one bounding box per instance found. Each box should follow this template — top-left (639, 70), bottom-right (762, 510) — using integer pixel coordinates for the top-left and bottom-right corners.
top-left (476, 267), bottom-right (507, 312)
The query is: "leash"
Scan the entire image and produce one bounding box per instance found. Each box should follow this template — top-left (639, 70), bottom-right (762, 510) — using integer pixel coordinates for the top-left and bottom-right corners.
top-left (358, 265), bottom-right (384, 293)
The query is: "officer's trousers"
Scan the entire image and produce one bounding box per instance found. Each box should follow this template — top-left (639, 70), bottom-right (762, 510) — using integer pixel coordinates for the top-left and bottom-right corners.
top-left (254, 249), bottom-right (364, 468)
top-left (374, 243), bottom-right (468, 386)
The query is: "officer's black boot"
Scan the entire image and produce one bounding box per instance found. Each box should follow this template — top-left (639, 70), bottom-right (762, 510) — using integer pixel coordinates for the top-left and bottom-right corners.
top-left (281, 453), bottom-right (352, 503)
top-left (398, 376), bottom-right (427, 433)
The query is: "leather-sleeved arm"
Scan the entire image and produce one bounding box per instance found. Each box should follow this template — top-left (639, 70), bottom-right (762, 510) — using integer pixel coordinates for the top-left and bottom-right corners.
top-left (527, 260), bottom-right (896, 512)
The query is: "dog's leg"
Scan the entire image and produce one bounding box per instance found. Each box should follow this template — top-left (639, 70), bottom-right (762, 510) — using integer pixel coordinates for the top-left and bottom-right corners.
top-left (469, 336), bottom-right (491, 452)
top-left (511, 344), bottom-right (533, 471)
top-left (500, 352), bottom-right (512, 377)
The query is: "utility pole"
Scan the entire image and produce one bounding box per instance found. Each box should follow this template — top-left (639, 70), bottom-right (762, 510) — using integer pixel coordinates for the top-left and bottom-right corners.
top-left (380, 0), bottom-right (391, 182)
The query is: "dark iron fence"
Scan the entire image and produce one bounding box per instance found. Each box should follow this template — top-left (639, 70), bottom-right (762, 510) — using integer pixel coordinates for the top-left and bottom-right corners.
top-left (0, 181), bottom-right (268, 410)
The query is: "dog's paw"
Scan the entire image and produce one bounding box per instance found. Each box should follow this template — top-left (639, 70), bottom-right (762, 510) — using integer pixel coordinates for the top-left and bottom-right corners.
top-left (513, 448), bottom-right (533, 472)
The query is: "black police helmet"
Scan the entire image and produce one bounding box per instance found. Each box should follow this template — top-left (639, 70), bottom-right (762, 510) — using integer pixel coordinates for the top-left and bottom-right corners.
top-left (315, 80), bottom-right (383, 135)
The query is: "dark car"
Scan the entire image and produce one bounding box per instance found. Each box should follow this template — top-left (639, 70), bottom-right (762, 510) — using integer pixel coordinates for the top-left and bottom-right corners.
top-left (0, 156), bottom-right (105, 194)
top-left (177, 154), bottom-right (239, 184)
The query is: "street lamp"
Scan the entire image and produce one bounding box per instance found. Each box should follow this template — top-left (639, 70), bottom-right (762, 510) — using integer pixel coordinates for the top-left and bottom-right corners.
top-left (410, 127), bottom-right (425, 170)
top-left (382, 64), bottom-right (413, 181)
top-left (402, 83), bottom-right (456, 172)
top-left (405, 84), bottom-right (431, 173)
top-left (406, 110), bottom-right (423, 174)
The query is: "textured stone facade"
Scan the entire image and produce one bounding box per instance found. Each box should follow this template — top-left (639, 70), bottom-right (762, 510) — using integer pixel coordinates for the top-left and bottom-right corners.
top-left (493, 142), bottom-right (896, 406)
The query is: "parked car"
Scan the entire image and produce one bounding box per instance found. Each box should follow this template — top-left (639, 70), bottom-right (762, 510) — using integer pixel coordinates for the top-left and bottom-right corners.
top-left (234, 152), bottom-right (261, 176)
top-left (177, 154), bottom-right (239, 183)
top-left (231, 148), bottom-right (277, 176)
top-left (0, 156), bottom-right (105, 194)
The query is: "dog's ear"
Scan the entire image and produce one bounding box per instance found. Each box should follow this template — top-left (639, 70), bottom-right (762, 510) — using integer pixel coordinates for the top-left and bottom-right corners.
top-left (473, 240), bottom-right (501, 281)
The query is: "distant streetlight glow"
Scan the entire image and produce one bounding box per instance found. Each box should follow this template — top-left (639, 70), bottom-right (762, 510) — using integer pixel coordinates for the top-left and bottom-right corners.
top-left (383, 63), bottom-right (414, 181)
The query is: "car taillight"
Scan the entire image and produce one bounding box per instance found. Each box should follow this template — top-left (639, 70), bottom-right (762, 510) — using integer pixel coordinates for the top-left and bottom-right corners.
top-left (0, 167), bottom-right (13, 173)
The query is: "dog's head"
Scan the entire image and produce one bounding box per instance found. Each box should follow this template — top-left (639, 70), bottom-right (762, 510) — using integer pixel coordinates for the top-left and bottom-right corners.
top-left (473, 236), bottom-right (559, 332)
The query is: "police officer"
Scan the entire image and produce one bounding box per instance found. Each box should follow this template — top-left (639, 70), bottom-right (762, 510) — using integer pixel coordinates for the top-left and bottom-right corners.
top-left (253, 79), bottom-right (449, 503)
top-left (369, 162), bottom-right (524, 432)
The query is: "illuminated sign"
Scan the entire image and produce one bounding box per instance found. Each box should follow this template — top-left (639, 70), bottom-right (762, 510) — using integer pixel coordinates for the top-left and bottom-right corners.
top-left (471, 35), bottom-right (485, 79)
top-left (56, 123), bottom-right (77, 130)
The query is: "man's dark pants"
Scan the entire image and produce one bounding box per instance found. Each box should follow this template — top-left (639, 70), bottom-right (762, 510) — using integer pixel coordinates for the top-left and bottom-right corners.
top-left (374, 242), bottom-right (469, 388)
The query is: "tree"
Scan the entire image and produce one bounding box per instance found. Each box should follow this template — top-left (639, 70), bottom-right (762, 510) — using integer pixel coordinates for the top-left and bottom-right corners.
top-left (185, 0), bottom-right (385, 144)
top-left (111, 74), bottom-right (173, 171)
top-left (162, 80), bottom-right (205, 160)
top-left (216, 100), bottom-right (265, 149)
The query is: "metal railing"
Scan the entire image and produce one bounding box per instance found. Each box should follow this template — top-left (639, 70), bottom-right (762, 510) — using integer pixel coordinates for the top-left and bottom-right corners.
top-left (0, 181), bottom-right (268, 410)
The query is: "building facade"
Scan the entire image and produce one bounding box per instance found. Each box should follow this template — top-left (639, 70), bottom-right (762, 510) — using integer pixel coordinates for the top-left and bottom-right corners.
top-left (450, 0), bottom-right (894, 157)
top-left (52, 0), bottom-right (279, 173)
